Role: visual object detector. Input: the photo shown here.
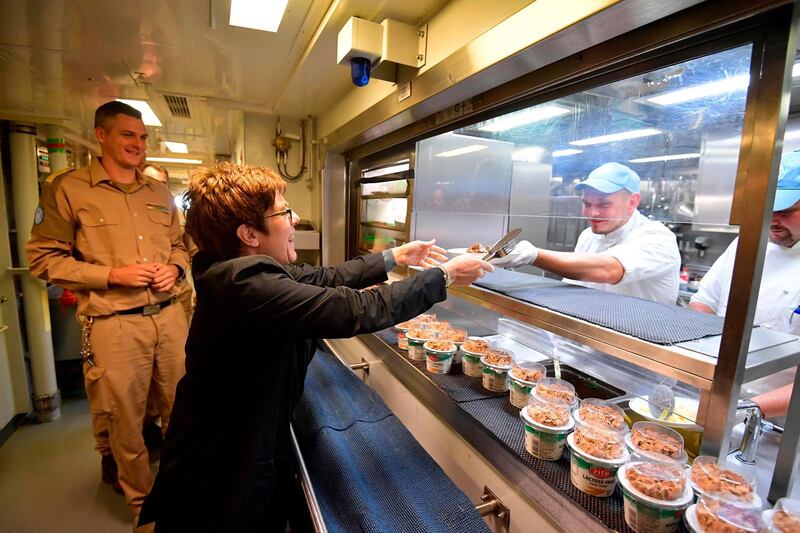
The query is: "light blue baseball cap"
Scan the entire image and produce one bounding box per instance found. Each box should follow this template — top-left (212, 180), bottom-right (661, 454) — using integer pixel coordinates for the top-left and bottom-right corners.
top-left (775, 150), bottom-right (800, 212)
top-left (574, 162), bottom-right (641, 194)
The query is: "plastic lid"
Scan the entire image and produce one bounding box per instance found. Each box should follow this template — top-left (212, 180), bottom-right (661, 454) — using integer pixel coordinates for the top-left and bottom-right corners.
top-left (575, 398), bottom-right (627, 433)
top-left (533, 377), bottom-right (577, 407)
top-left (406, 328), bottom-right (436, 341)
top-left (696, 495), bottom-right (765, 532)
top-left (573, 418), bottom-right (626, 460)
top-left (626, 461), bottom-right (688, 502)
top-left (524, 395), bottom-right (572, 429)
top-left (424, 321), bottom-right (450, 332)
top-left (481, 349), bottom-right (515, 369)
top-left (440, 328), bottom-right (467, 344)
top-left (627, 421), bottom-right (686, 462)
top-left (510, 361), bottom-right (546, 384)
top-left (461, 337), bottom-right (491, 356)
top-left (775, 497), bottom-right (800, 520)
top-left (690, 456), bottom-right (757, 504)
top-left (423, 339), bottom-right (456, 353)
top-left (414, 313), bottom-right (437, 323)
top-left (395, 319), bottom-right (421, 331)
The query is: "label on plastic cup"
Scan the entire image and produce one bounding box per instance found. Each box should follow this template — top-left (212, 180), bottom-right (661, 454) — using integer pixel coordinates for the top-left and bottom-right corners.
top-left (426, 352), bottom-right (453, 374)
top-left (462, 353), bottom-right (483, 377)
top-left (482, 367), bottom-right (509, 392)
top-left (622, 487), bottom-right (686, 533)
top-left (397, 332), bottom-right (408, 350)
top-left (570, 452), bottom-right (619, 497)
top-left (407, 339), bottom-right (427, 360)
top-left (510, 380), bottom-right (534, 408)
top-left (524, 424), bottom-right (567, 460)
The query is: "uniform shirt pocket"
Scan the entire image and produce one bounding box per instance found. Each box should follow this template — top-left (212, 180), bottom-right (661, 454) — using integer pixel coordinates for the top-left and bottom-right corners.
top-left (75, 207), bottom-right (121, 255)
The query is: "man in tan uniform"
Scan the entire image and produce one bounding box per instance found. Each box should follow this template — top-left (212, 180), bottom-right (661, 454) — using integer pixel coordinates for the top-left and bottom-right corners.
top-left (26, 101), bottom-right (189, 522)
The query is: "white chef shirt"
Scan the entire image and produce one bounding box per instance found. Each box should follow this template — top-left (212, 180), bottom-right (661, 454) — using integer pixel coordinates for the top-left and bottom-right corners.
top-left (690, 238), bottom-right (800, 335)
top-left (564, 210), bottom-right (681, 304)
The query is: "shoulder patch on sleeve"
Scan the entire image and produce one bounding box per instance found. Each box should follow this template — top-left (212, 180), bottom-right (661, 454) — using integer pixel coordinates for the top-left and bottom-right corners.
top-left (34, 205), bottom-right (44, 225)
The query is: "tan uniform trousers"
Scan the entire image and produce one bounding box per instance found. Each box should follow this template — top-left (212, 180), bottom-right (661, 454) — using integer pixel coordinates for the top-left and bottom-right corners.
top-left (83, 302), bottom-right (187, 511)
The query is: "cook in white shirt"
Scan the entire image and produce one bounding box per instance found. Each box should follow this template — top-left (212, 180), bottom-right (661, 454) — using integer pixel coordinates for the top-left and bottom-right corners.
top-left (493, 162), bottom-right (681, 304)
top-left (690, 150), bottom-right (800, 417)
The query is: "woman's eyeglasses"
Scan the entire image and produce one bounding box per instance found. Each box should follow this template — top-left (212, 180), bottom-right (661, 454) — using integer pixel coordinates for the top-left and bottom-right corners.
top-left (265, 208), bottom-right (294, 221)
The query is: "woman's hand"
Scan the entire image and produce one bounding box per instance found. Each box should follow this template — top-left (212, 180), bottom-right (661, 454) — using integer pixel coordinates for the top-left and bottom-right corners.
top-left (440, 254), bottom-right (494, 286)
top-left (392, 239), bottom-right (448, 268)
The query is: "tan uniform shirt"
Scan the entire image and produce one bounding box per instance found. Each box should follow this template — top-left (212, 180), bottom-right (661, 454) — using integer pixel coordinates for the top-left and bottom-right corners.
top-left (26, 158), bottom-right (189, 317)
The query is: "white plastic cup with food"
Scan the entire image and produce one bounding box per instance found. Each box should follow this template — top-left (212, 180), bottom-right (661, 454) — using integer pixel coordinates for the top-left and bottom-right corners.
top-left (439, 327), bottom-right (467, 367)
top-left (574, 398), bottom-right (628, 434)
top-left (688, 456), bottom-right (761, 508)
top-left (393, 319), bottom-right (418, 351)
top-left (460, 338), bottom-right (490, 377)
top-left (423, 339), bottom-right (457, 374)
top-left (618, 461), bottom-right (693, 533)
top-left (625, 421), bottom-right (688, 465)
top-left (686, 495), bottom-right (766, 533)
top-left (406, 328), bottom-right (437, 361)
top-left (763, 497), bottom-right (800, 533)
top-left (520, 388), bottom-right (575, 461)
top-left (567, 419), bottom-right (629, 497)
top-left (535, 377), bottom-right (579, 411)
top-left (481, 349), bottom-right (514, 392)
top-left (508, 361), bottom-right (546, 408)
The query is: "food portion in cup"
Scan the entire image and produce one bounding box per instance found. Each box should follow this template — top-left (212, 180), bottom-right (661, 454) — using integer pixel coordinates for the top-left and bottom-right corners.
top-left (573, 419), bottom-right (626, 460)
top-left (567, 432), bottom-right (628, 497)
top-left (535, 377), bottom-right (578, 408)
top-left (767, 498), bottom-right (800, 533)
top-left (440, 327), bottom-right (467, 344)
top-left (520, 398), bottom-right (574, 461)
top-left (627, 421), bottom-right (688, 464)
top-left (481, 349), bottom-right (514, 392)
top-left (406, 328), bottom-right (437, 361)
top-left (461, 337), bottom-right (490, 377)
top-left (425, 321), bottom-right (450, 333)
top-left (394, 319), bottom-right (419, 350)
top-left (508, 361), bottom-right (546, 408)
top-left (690, 456), bottom-right (757, 505)
top-left (576, 398), bottom-right (627, 433)
top-left (618, 462), bottom-right (693, 533)
top-left (695, 495), bottom-right (765, 533)
top-left (414, 313), bottom-right (437, 323)
top-left (423, 339), bottom-right (457, 374)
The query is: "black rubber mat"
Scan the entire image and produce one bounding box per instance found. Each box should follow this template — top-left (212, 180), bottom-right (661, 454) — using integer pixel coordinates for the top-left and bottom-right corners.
top-left (474, 269), bottom-right (724, 346)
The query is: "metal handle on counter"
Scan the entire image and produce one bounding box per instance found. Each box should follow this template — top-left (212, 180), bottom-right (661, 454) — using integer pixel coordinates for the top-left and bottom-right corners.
top-left (289, 424), bottom-right (329, 533)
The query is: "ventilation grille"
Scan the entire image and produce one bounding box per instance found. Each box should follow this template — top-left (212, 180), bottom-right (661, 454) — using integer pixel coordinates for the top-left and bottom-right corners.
top-left (163, 94), bottom-right (191, 118)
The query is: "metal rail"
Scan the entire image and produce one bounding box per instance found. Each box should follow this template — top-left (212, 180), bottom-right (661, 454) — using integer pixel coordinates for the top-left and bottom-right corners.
top-left (289, 424), bottom-right (329, 533)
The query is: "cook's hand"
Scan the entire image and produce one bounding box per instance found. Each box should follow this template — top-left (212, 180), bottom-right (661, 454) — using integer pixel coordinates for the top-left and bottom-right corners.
top-left (490, 240), bottom-right (538, 269)
top-left (108, 263), bottom-right (157, 288)
top-left (392, 239), bottom-right (448, 268)
top-left (440, 254), bottom-right (494, 286)
top-left (150, 264), bottom-right (180, 292)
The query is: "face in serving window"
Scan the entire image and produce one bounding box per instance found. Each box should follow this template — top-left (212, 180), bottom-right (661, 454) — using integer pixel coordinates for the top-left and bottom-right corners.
top-left (581, 189), bottom-right (639, 235)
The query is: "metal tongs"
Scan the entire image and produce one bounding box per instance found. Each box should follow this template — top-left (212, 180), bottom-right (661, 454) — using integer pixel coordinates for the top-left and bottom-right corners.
top-left (481, 228), bottom-right (522, 262)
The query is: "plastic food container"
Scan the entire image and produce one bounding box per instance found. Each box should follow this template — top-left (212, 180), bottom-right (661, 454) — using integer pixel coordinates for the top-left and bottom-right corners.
top-left (481, 349), bottom-right (514, 393)
top-left (423, 339), bottom-right (457, 374)
top-left (393, 319), bottom-right (418, 351)
top-left (629, 396), bottom-right (703, 458)
top-left (461, 338), bottom-right (490, 377)
top-left (414, 313), bottom-right (437, 323)
top-left (763, 497), bottom-right (800, 533)
top-left (619, 461), bottom-right (693, 533)
top-left (535, 377), bottom-right (578, 409)
top-left (574, 398), bottom-right (628, 433)
top-left (424, 321), bottom-right (450, 334)
top-left (520, 395), bottom-right (574, 460)
top-left (690, 456), bottom-right (760, 507)
top-left (686, 495), bottom-right (766, 533)
top-left (625, 421), bottom-right (688, 465)
top-left (567, 420), bottom-right (628, 497)
top-left (406, 328), bottom-right (437, 361)
top-left (440, 328), bottom-right (468, 366)
top-left (508, 361), bottom-right (546, 408)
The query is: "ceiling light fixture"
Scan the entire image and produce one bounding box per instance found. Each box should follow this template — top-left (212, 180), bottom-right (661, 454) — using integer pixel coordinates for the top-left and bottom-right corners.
top-left (163, 141), bottom-right (189, 153)
top-left (628, 153), bottom-right (701, 163)
top-left (552, 148), bottom-right (583, 158)
top-left (647, 74), bottom-right (750, 106)
top-left (145, 157), bottom-right (203, 164)
top-left (116, 99), bottom-right (162, 127)
top-left (435, 145), bottom-right (488, 158)
top-left (229, 0), bottom-right (289, 33)
top-left (570, 128), bottom-right (662, 146)
top-left (478, 106), bottom-right (570, 133)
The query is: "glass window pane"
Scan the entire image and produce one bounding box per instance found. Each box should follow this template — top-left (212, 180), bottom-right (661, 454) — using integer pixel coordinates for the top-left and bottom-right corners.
top-left (359, 226), bottom-right (405, 253)
top-left (361, 180), bottom-right (409, 196)
top-left (361, 198), bottom-right (408, 228)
